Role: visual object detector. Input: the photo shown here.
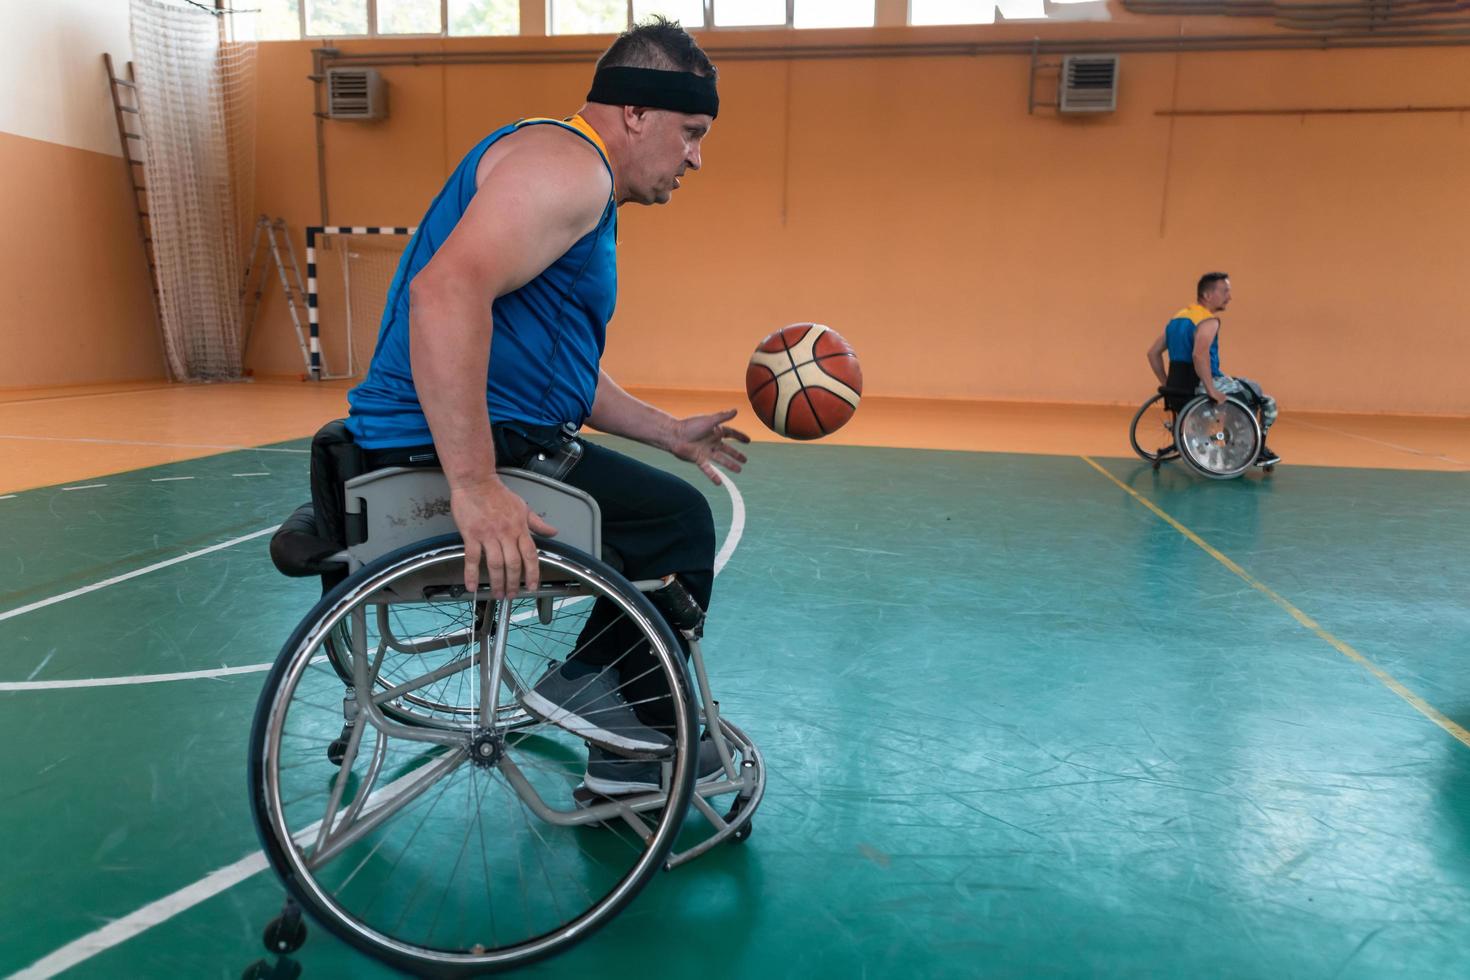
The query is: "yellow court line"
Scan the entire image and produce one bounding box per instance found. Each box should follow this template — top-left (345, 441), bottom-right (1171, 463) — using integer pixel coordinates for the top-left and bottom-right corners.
top-left (1080, 455), bottom-right (1470, 751)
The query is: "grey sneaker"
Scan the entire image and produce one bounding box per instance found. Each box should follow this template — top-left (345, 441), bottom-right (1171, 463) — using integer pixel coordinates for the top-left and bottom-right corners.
top-left (519, 662), bottom-right (672, 754)
top-left (581, 737), bottom-right (726, 796)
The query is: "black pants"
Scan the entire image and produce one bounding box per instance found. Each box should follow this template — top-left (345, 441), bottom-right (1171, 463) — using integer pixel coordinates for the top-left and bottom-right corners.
top-left (365, 426), bottom-right (715, 731)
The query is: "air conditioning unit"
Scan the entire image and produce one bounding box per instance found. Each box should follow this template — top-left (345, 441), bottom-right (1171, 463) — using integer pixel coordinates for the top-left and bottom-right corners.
top-left (326, 68), bottom-right (386, 120)
top-left (1059, 55), bottom-right (1118, 113)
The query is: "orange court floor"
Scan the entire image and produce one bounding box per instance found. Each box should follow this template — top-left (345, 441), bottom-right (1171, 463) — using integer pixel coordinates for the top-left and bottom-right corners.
top-left (0, 378), bottom-right (1466, 495)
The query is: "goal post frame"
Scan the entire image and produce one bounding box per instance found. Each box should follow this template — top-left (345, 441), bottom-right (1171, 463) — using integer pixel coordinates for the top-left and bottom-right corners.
top-left (305, 225), bottom-right (416, 380)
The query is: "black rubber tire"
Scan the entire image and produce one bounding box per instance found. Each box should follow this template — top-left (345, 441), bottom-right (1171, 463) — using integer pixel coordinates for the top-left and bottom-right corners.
top-left (249, 534), bottom-right (697, 977)
top-left (1129, 394), bottom-right (1180, 464)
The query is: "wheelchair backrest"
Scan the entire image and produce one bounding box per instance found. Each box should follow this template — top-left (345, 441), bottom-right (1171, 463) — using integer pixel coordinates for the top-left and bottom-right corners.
top-left (343, 466), bottom-right (602, 571)
top-left (1160, 360), bottom-right (1201, 414)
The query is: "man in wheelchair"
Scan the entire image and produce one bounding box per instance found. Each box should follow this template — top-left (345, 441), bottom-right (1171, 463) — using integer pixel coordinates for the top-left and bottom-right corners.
top-left (1145, 271), bottom-right (1281, 468)
top-left (341, 18), bottom-right (749, 795)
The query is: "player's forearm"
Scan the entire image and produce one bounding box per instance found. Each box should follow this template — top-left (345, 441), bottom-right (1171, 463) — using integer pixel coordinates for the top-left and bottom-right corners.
top-left (1193, 351), bottom-right (1220, 396)
top-left (1146, 349), bottom-right (1166, 383)
top-left (587, 371), bottom-right (675, 451)
top-left (410, 281), bottom-right (500, 490)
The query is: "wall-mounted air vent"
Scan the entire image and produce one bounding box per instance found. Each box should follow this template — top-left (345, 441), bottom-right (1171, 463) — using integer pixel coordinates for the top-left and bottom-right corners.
top-left (1059, 55), bottom-right (1118, 113)
top-left (326, 68), bottom-right (386, 120)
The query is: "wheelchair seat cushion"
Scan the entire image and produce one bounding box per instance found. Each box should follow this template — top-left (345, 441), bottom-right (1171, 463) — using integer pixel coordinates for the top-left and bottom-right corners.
top-left (270, 502), bottom-right (346, 578)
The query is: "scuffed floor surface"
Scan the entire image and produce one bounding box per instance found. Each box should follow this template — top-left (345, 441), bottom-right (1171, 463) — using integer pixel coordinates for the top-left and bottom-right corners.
top-left (3, 428), bottom-right (1469, 977)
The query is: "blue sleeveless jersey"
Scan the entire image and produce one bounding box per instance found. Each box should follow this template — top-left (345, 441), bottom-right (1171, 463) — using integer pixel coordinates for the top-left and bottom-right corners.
top-left (346, 116), bottom-right (617, 449)
top-left (1164, 303), bottom-right (1221, 378)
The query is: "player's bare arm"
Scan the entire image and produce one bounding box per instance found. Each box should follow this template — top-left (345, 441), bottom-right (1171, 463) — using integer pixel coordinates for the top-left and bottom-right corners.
top-left (586, 371), bottom-right (749, 485)
top-left (1193, 318), bottom-right (1224, 403)
top-left (411, 130), bottom-right (610, 595)
top-left (1146, 332), bottom-right (1168, 386)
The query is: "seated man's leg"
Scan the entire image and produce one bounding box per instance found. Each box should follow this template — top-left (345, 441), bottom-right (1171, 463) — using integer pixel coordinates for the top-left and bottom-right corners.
top-left (1210, 375), bottom-right (1279, 461)
top-left (1232, 377), bottom-right (1277, 434)
top-left (1208, 375), bottom-right (1260, 419)
top-left (561, 441), bottom-right (716, 612)
top-left (536, 440), bottom-right (715, 740)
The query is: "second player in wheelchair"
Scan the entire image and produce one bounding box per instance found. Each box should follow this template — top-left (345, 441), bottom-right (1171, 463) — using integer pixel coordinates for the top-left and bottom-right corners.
top-left (1133, 272), bottom-right (1281, 479)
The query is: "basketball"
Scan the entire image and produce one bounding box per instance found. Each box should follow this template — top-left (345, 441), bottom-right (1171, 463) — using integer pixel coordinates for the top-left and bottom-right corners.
top-left (745, 323), bottom-right (863, 440)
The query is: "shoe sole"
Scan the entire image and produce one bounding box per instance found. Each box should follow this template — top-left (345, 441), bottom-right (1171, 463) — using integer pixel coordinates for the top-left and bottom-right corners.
top-left (519, 689), bottom-right (672, 755)
top-left (581, 767), bottom-right (727, 797)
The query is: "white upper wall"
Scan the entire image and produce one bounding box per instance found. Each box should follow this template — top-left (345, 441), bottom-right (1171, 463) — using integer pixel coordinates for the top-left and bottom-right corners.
top-left (0, 0), bottom-right (135, 155)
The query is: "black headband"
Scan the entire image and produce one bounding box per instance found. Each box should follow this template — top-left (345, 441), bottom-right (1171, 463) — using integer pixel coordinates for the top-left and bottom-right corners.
top-left (587, 66), bottom-right (719, 119)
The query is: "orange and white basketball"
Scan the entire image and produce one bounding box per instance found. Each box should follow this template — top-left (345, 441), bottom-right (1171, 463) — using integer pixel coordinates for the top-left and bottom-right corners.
top-left (745, 323), bottom-right (863, 440)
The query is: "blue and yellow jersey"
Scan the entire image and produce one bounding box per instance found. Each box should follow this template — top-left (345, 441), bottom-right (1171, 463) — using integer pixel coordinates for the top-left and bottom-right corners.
top-left (346, 114), bottom-right (617, 449)
top-left (1164, 303), bottom-right (1221, 379)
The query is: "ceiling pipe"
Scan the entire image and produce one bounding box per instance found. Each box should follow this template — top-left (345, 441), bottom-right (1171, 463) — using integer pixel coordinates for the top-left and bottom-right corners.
top-left (315, 28), bottom-right (1470, 70)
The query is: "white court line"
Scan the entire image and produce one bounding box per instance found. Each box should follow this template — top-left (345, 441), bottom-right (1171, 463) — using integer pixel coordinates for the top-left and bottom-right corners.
top-left (0, 656), bottom-right (333, 693)
top-left (713, 473), bottom-right (744, 577)
top-left (0, 662), bottom-right (275, 692)
top-left (7, 601), bottom-right (605, 692)
top-left (9, 473), bottom-right (750, 973)
top-left (10, 760), bottom-right (428, 980)
top-left (150, 477), bottom-right (194, 483)
top-left (1289, 417), bottom-right (1467, 466)
top-left (8, 850), bottom-right (272, 980)
top-left (233, 472), bottom-right (271, 477)
top-left (0, 434), bottom-right (308, 454)
top-left (0, 526), bottom-right (277, 624)
top-left (0, 383), bottom-right (175, 407)
top-left (61, 484), bottom-right (106, 492)
top-left (0, 494), bottom-right (15, 501)
top-left (6, 474), bottom-right (746, 689)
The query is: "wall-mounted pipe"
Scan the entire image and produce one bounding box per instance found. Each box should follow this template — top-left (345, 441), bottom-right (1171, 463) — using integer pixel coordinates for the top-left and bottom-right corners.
top-left (1123, 0), bottom-right (1470, 32)
top-left (311, 47), bottom-right (329, 226)
top-left (317, 29), bottom-right (1470, 68)
top-left (309, 28), bottom-right (1470, 222)
top-left (1158, 103), bottom-right (1470, 115)
top-left (1124, 0), bottom-right (1470, 16)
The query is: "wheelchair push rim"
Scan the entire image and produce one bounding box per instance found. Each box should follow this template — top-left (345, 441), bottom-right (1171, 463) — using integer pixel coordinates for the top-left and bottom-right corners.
top-left (249, 536), bottom-right (698, 975)
top-left (1175, 396), bottom-right (1262, 480)
top-left (322, 608), bottom-right (537, 734)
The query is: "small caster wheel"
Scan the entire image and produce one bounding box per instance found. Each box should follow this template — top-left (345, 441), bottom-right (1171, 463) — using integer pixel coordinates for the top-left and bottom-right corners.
top-left (731, 821), bottom-right (753, 844)
top-left (1151, 460), bottom-right (1161, 471)
top-left (242, 959), bottom-right (301, 980)
top-left (1263, 464), bottom-right (1275, 473)
top-left (263, 910), bottom-right (307, 955)
top-left (327, 738), bottom-right (348, 766)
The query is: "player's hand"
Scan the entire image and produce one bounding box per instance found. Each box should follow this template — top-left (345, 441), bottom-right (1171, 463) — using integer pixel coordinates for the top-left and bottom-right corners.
top-left (1209, 389), bottom-right (1227, 405)
top-left (450, 477), bottom-right (557, 598)
top-left (668, 409), bottom-right (751, 485)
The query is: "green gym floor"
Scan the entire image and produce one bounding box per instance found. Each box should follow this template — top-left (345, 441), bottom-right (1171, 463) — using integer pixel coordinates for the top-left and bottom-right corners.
top-left (3, 435), bottom-right (1469, 978)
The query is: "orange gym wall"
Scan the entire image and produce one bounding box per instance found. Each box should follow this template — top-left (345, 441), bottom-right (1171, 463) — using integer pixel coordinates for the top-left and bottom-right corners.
top-left (0, 3), bottom-right (164, 389)
top-left (247, 12), bottom-right (1470, 416)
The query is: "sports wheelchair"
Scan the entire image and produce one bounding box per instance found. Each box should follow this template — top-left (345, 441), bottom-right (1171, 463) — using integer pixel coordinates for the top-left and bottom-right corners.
top-left (249, 422), bottom-right (764, 976)
top-left (1129, 368), bottom-right (1271, 479)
